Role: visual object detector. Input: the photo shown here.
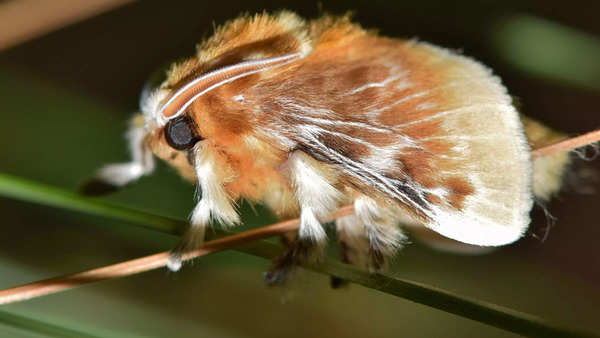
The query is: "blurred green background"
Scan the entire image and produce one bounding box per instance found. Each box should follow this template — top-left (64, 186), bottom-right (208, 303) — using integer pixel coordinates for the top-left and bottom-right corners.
top-left (1, 1), bottom-right (599, 337)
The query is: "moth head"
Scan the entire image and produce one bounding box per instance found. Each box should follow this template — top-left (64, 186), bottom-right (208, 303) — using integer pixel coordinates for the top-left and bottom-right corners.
top-left (136, 66), bottom-right (199, 181)
top-left (138, 12), bottom-right (312, 180)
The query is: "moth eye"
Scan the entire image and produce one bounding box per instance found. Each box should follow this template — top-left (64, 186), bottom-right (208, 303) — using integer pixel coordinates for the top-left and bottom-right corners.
top-left (164, 115), bottom-right (201, 150)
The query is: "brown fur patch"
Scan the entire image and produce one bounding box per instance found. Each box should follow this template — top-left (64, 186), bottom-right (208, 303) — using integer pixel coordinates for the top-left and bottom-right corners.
top-left (355, 129), bottom-right (397, 147)
top-left (415, 175), bottom-right (438, 189)
top-left (397, 152), bottom-right (434, 185)
top-left (197, 11), bottom-right (308, 63)
top-left (397, 120), bottom-right (441, 140)
top-left (190, 90), bottom-right (254, 138)
top-left (319, 133), bottom-right (370, 160)
top-left (377, 99), bottom-right (436, 127)
top-left (443, 177), bottom-right (475, 210)
top-left (425, 192), bottom-right (443, 205)
top-left (168, 34), bottom-right (304, 91)
top-left (308, 14), bottom-right (367, 46)
top-left (444, 177), bottom-right (474, 196)
top-left (421, 139), bottom-right (453, 155)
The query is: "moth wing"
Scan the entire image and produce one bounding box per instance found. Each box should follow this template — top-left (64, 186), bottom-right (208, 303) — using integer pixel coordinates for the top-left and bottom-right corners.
top-left (257, 39), bottom-right (533, 246)
top-left (403, 43), bottom-right (533, 246)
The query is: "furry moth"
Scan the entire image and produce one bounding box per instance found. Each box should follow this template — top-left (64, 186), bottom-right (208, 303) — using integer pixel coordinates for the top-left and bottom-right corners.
top-left (87, 12), bottom-right (570, 284)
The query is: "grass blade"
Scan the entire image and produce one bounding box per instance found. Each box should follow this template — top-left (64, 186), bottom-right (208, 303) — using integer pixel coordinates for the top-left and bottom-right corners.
top-left (0, 310), bottom-right (101, 338)
top-left (0, 172), bottom-right (597, 337)
top-left (492, 14), bottom-right (600, 91)
top-left (0, 173), bottom-right (183, 235)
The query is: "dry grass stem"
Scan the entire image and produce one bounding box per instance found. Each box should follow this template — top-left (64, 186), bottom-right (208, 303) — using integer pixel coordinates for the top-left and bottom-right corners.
top-left (531, 128), bottom-right (600, 158)
top-left (0, 205), bottom-right (354, 305)
top-left (1, 128), bottom-right (599, 305)
top-left (0, 0), bottom-right (134, 51)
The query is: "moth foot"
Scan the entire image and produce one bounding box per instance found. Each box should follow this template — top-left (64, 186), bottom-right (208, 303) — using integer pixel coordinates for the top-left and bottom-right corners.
top-left (166, 227), bottom-right (205, 272)
top-left (263, 265), bottom-right (293, 286)
top-left (166, 251), bottom-right (183, 272)
top-left (368, 242), bottom-right (386, 272)
top-left (329, 276), bottom-right (349, 289)
top-left (264, 238), bottom-right (322, 286)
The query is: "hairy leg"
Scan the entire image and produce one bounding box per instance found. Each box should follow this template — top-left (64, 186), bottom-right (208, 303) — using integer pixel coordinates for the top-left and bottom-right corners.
top-left (330, 196), bottom-right (407, 287)
top-left (264, 151), bottom-right (342, 285)
top-left (331, 214), bottom-right (369, 288)
top-left (354, 196), bottom-right (407, 272)
top-left (167, 143), bottom-right (240, 271)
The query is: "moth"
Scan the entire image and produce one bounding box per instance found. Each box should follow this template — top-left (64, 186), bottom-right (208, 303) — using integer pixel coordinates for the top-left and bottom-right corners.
top-left (86, 12), bottom-right (570, 284)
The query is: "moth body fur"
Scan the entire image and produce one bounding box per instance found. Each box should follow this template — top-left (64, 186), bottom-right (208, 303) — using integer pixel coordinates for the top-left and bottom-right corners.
top-left (91, 12), bottom-right (570, 281)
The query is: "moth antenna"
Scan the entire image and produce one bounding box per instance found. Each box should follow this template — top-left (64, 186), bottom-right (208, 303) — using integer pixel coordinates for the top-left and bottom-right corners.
top-left (157, 53), bottom-right (303, 124)
top-left (80, 114), bottom-right (154, 195)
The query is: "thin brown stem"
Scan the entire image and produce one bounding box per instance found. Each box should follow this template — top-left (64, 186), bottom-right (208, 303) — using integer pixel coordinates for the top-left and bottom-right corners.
top-left (0, 205), bottom-right (354, 305)
top-left (531, 128), bottom-right (600, 158)
top-left (0, 0), bottom-right (134, 51)
top-left (1, 128), bottom-right (599, 305)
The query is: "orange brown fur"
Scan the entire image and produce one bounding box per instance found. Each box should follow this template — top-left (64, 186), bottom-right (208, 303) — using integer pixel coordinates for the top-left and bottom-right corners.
top-left (124, 12), bottom-right (542, 277)
top-left (152, 12), bottom-right (479, 217)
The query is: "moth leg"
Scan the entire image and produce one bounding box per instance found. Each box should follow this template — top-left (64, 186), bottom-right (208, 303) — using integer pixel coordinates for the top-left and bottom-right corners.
top-left (264, 151), bottom-right (342, 285)
top-left (264, 233), bottom-right (316, 286)
top-left (81, 114), bottom-right (154, 195)
top-left (330, 197), bottom-right (405, 287)
top-left (167, 144), bottom-right (239, 271)
top-left (355, 196), bottom-right (407, 272)
top-left (330, 214), bottom-right (369, 288)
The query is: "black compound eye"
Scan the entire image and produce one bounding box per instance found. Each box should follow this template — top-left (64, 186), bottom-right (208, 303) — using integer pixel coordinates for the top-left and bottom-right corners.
top-left (164, 115), bottom-right (201, 150)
